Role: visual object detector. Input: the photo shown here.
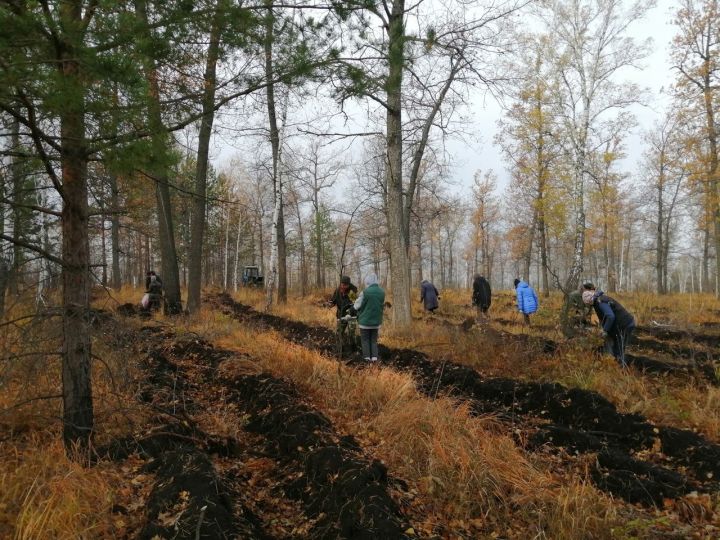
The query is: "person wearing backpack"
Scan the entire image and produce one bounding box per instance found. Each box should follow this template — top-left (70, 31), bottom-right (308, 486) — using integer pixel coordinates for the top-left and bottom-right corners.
top-left (353, 273), bottom-right (385, 362)
top-left (514, 278), bottom-right (538, 326)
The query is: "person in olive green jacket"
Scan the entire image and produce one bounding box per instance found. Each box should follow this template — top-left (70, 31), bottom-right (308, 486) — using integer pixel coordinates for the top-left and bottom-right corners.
top-left (353, 273), bottom-right (385, 362)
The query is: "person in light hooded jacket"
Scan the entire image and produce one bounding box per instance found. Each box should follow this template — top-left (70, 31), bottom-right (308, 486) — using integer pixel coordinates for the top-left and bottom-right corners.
top-left (514, 278), bottom-right (538, 326)
top-left (353, 273), bottom-right (385, 362)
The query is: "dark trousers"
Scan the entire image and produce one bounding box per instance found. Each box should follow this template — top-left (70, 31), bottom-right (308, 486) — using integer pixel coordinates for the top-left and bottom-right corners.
top-left (606, 325), bottom-right (635, 367)
top-left (360, 328), bottom-right (379, 359)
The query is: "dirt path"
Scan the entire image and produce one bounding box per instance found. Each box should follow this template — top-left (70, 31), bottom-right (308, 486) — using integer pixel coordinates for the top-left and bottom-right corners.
top-left (105, 312), bottom-right (413, 539)
top-left (212, 294), bottom-right (720, 507)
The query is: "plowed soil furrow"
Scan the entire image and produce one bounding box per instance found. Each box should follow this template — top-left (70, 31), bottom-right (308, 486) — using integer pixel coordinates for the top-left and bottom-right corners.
top-left (637, 325), bottom-right (720, 348)
top-left (107, 313), bottom-right (413, 539)
top-left (101, 324), bottom-right (267, 540)
top-left (416, 308), bottom-right (718, 383)
top-left (213, 294), bottom-right (720, 507)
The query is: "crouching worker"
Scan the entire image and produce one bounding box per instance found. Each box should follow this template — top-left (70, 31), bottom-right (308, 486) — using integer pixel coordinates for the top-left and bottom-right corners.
top-left (582, 286), bottom-right (635, 368)
top-left (330, 276), bottom-right (358, 352)
top-left (143, 270), bottom-right (164, 312)
top-left (354, 274), bottom-right (385, 363)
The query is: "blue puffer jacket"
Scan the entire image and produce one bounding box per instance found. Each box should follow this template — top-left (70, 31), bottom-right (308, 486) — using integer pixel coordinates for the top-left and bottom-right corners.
top-left (516, 281), bottom-right (538, 314)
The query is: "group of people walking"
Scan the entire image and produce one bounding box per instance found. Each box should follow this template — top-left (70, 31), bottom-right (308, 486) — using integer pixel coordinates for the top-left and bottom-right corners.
top-left (329, 273), bottom-right (636, 368)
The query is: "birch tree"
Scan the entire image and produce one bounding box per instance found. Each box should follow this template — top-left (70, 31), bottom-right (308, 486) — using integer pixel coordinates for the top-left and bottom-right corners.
top-left (540, 0), bottom-right (653, 292)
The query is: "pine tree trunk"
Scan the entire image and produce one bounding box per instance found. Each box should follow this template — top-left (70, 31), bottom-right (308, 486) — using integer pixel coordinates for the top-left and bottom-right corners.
top-left (385, 0), bottom-right (411, 325)
top-left (10, 118), bottom-right (22, 295)
top-left (136, 0), bottom-right (183, 313)
top-left (59, 0), bottom-right (93, 453)
top-left (187, 5), bottom-right (221, 312)
top-left (108, 174), bottom-right (121, 290)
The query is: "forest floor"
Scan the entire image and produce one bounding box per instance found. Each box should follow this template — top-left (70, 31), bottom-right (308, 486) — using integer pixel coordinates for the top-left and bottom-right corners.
top-left (1, 286), bottom-right (719, 538)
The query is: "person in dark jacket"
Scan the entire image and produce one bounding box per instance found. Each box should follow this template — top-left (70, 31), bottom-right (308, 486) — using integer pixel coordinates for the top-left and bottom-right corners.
top-left (420, 279), bottom-right (439, 312)
top-left (472, 275), bottom-right (492, 320)
top-left (330, 276), bottom-right (358, 350)
top-left (354, 274), bottom-right (385, 362)
top-left (514, 278), bottom-right (538, 325)
top-left (582, 287), bottom-right (635, 368)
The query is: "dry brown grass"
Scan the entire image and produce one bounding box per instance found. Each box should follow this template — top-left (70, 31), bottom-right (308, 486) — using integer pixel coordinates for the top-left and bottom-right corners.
top-left (0, 435), bottom-right (121, 540)
top-left (0, 297), bottom-right (150, 539)
top-left (194, 309), bottom-right (619, 538)
top-left (233, 286), bottom-right (720, 442)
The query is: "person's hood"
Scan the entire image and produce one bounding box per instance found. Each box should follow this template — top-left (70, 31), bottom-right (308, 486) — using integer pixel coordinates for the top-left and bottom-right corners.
top-left (582, 289), bottom-right (603, 305)
top-left (516, 280), bottom-right (529, 289)
top-left (364, 273), bottom-right (379, 287)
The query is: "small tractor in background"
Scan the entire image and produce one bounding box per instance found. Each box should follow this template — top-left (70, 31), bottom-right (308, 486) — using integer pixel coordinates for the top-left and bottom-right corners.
top-left (242, 266), bottom-right (264, 287)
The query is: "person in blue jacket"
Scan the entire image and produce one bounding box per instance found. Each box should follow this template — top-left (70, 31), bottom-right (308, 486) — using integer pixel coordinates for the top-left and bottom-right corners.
top-left (582, 286), bottom-right (635, 368)
top-left (514, 278), bottom-right (538, 326)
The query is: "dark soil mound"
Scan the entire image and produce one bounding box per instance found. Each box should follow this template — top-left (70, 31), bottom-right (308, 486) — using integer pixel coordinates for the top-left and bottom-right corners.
top-left (117, 303), bottom-right (139, 317)
top-left (140, 449), bottom-right (243, 540)
top-left (99, 323), bottom-right (263, 539)
top-left (224, 373), bottom-right (410, 539)
top-left (634, 337), bottom-right (711, 359)
top-left (124, 317), bottom-right (412, 539)
top-left (660, 427), bottom-right (720, 480)
top-left (637, 325), bottom-right (720, 348)
top-left (592, 449), bottom-right (691, 506)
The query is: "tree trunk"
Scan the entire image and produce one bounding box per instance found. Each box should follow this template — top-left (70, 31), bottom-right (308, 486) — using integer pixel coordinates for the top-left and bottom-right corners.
top-left (187, 5), bottom-right (222, 312)
top-left (100, 212), bottom-right (107, 286)
top-left (538, 215), bottom-right (549, 297)
top-left (136, 0), bottom-right (183, 314)
top-left (565, 108), bottom-right (590, 292)
top-left (233, 212), bottom-right (242, 290)
top-left (385, 0), bottom-right (412, 325)
top-left (263, 0), bottom-right (287, 307)
top-left (60, 0), bottom-right (93, 453)
top-left (10, 118), bottom-right (23, 295)
top-left (523, 212), bottom-right (537, 280)
top-left (108, 173), bottom-right (121, 290)
top-left (314, 190), bottom-right (322, 288)
top-left (656, 167), bottom-right (665, 294)
top-left (704, 73), bottom-right (720, 298)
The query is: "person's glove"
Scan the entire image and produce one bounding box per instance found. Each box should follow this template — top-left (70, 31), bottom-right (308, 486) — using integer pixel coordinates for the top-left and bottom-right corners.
top-left (349, 306), bottom-right (357, 316)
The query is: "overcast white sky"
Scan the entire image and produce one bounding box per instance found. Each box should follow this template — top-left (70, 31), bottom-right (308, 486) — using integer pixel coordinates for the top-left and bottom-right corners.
top-left (213, 0), bottom-right (681, 200)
